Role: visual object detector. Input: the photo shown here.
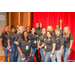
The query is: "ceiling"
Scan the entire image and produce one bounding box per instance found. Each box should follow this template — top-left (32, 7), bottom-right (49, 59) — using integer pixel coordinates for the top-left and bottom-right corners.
top-left (0, 12), bottom-right (5, 15)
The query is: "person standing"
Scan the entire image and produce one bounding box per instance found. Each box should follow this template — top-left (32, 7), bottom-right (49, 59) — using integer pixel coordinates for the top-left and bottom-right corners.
top-left (0, 25), bottom-right (11, 62)
top-left (55, 28), bottom-right (64, 62)
top-left (17, 31), bottom-right (32, 62)
top-left (39, 31), bottom-right (56, 62)
top-left (38, 28), bottom-right (47, 62)
top-left (8, 26), bottom-right (17, 62)
top-left (30, 28), bottom-right (38, 62)
top-left (15, 26), bottom-right (25, 62)
top-left (62, 27), bottom-right (73, 62)
top-left (35, 23), bottom-right (42, 62)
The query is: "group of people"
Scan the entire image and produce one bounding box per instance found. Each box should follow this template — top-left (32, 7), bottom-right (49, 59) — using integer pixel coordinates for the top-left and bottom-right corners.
top-left (0, 23), bottom-right (73, 62)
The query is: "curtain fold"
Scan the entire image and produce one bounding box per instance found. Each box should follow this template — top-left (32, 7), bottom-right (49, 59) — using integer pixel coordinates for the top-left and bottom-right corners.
top-left (32, 12), bottom-right (75, 61)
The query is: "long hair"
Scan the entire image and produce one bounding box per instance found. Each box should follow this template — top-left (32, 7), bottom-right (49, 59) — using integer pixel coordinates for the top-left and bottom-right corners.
top-left (17, 26), bottom-right (25, 34)
top-left (41, 28), bottom-right (46, 35)
top-left (21, 31), bottom-right (29, 41)
top-left (1, 25), bottom-right (11, 33)
top-left (44, 31), bottom-right (53, 44)
top-left (63, 26), bottom-right (71, 38)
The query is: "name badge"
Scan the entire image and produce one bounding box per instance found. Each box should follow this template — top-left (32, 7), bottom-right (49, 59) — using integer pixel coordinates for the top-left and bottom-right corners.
top-left (25, 45), bottom-right (29, 50)
top-left (34, 40), bottom-right (37, 44)
top-left (44, 45), bottom-right (47, 49)
top-left (39, 40), bottom-right (40, 43)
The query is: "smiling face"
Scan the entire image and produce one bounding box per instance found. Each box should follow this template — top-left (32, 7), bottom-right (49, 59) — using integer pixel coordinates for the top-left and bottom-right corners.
top-left (26, 27), bottom-right (30, 33)
top-left (55, 30), bottom-right (60, 36)
top-left (24, 32), bottom-right (28, 38)
top-left (36, 23), bottom-right (39, 28)
top-left (47, 32), bottom-right (51, 38)
top-left (42, 28), bottom-right (46, 35)
top-left (47, 26), bottom-right (53, 31)
top-left (5, 27), bottom-right (9, 32)
top-left (11, 28), bottom-right (16, 33)
top-left (31, 28), bottom-right (35, 33)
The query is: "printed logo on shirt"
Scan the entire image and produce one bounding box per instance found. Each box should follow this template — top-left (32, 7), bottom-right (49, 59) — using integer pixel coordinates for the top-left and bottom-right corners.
top-left (29, 40), bottom-right (31, 42)
top-left (56, 38), bottom-right (59, 40)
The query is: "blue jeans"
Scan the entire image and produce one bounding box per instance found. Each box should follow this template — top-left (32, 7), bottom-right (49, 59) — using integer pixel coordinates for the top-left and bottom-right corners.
top-left (62, 47), bottom-right (71, 62)
top-left (11, 44), bottom-right (18, 62)
top-left (55, 49), bottom-right (64, 62)
top-left (4, 48), bottom-right (12, 62)
top-left (40, 48), bottom-right (45, 62)
top-left (19, 55), bottom-right (29, 62)
top-left (45, 51), bottom-right (56, 62)
top-left (30, 48), bottom-right (37, 62)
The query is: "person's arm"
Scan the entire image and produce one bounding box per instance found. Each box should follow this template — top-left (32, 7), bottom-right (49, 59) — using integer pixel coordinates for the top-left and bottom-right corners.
top-left (51, 43), bottom-right (56, 53)
top-left (30, 47), bottom-right (32, 57)
top-left (0, 38), bottom-right (5, 51)
top-left (0, 34), bottom-right (5, 51)
top-left (39, 42), bottom-right (45, 48)
top-left (69, 40), bottom-right (73, 50)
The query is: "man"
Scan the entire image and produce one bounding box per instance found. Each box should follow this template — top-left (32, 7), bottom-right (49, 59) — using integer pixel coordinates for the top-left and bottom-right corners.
top-left (35, 23), bottom-right (42, 62)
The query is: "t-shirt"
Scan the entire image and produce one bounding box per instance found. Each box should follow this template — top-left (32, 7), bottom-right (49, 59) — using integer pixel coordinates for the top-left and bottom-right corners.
top-left (0, 32), bottom-right (9, 47)
top-left (64, 34), bottom-right (73, 48)
top-left (17, 38), bottom-right (32, 56)
top-left (39, 34), bottom-right (47, 47)
top-left (55, 35), bottom-right (64, 50)
top-left (8, 32), bottom-right (16, 45)
top-left (44, 37), bottom-right (56, 52)
top-left (29, 34), bottom-right (37, 48)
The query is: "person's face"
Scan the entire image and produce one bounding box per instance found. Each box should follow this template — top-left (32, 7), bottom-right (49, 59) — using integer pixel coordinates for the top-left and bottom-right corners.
top-left (55, 30), bottom-right (60, 36)
top-left (5, 27), bottom-right (9, 32)
top-left (42, 29), bottom-right (46, 35)
top-left (56, 25), bottom-right (60, 29)
top-left (24, 32), bottom-right (28, 38)
top-left (47, 27), bottom-right (52, 31)
top-left (17, 25), bottom-right (19, 29)
top-left (36, 23), bottom-right (39, 28)
top-left (12, 28), bottom-right (16, 33)
top-left (20, 27), bottom-right (24, 34)
top-left (27, 27), bottom-right (30, 33)
top-left (47, 32), bottom-right (51, 38)
top-left (64, 29), bottom-right (68, 34)
top-left (32, 28), bottom-right (35, 33)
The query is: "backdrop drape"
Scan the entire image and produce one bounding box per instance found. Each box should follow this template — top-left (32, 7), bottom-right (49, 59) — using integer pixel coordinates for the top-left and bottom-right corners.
top-left (32, 12), bottom-right (75, 61)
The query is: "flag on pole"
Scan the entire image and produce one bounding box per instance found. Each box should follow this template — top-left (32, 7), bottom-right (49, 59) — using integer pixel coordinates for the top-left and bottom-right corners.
top-left (40, 21), bottom-right (42, 28)
top-left (60, 17), bottom-right (62, 30)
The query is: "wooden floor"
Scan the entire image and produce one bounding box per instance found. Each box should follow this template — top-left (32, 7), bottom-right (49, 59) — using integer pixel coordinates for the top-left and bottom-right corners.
top-left (0, 55), bottom-right (37, 62)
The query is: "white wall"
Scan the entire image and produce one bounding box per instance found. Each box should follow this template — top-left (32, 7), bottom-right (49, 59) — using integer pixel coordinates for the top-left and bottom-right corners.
top-left (0, 14), bottom-right (5, 56)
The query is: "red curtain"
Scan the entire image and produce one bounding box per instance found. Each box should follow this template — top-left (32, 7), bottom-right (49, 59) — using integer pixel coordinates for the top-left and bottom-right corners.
top-left (32, 12), bottom-right (75, 61)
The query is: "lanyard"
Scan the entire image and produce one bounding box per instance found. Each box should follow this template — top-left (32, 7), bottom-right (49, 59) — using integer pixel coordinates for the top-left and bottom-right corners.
top-left (45, 37), bottom-right (50, 44)
top-left (39, 35), bottom-right (42, 40)
top-left (25, 39), bottom-right (28, 45)
top-left (37, 29), bottom-right (39, 34)
top-left (34, 35), bottom-right (36, 40)
top-left (5, 32), bottom-right (8, 35)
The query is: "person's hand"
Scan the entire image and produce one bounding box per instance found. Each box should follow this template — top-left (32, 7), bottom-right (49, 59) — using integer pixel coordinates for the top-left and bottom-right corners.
top-left (9, 49), bottom-right (12, 52)
top-left (58, 51), bottom-right (62, 57)
top-left (16, 42), bottom-right (19, 45)
top-left (38, 46), bottom-right (41, 49)
top-left (2, 47), bottom-right (5, 51)
top-left (50, 53), bottom-right (53, 58)
top-left (43, 51), bottom-right (45, 55)
top-left (20, 53), bottom-right (24, 58)
top-left (37, 47), bottom-right (39, 50)
top-left (68, 50), bottom-right (70, 55)
top-left (30, 53), bottom-right (32, 57)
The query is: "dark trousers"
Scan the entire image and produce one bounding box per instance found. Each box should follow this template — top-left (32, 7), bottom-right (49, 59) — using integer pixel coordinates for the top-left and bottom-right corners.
top-left (35, 49), bottom-right (41, 62)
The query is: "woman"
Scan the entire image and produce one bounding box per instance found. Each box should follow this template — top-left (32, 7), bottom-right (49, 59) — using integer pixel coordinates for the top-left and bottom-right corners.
top-left (55, 28), bottom-right (64, 62)
top-left (38, 28), bottom-right (46, 62)
top-left (62, 27), bottom-right (73, 62)
top-left (15, 26), bottom-right (25, 61)
top-left (47, 26), bottom-right (55, 37)
top-left (39, 31), bottom-right (56, 62)
top-left (17, 31), bottom-right (32, 62)
top-left (8, 26), bottom-right (17, 62)
top-left (0, 25), bottom-right (11, 62)
top-left (30, 27), bottom-right (38, 62)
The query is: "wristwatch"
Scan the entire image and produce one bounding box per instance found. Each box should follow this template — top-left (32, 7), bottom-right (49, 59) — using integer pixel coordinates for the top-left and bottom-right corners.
top-left (51, 53), bottom-right (54, 55)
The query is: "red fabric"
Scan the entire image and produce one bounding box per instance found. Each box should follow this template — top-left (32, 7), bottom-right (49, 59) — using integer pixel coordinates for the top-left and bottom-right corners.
top-left (32, 12), bottom-right (75, 61)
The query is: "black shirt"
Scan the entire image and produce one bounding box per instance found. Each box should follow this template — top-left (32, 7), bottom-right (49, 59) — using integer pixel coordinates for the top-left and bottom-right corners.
top-left (17, 38), bottom-right (32, 56)
top-left (39, 34), bottom-right (47, 46)
top-left (35, 28), bottom-right (42, 39)
top-left (15, 33), bottom-right (21, 41)
top-left (0, 32), bottom-right (9, 47)
top-left (29, 33), bottom-right (37, 48)
top-left (8, 32), bottom-right (16, 45)
top-left (44, 37), bottom-right (56, 52)
top-left (55, 35), bottom-right (64, 50)
top-left (64, 34), bottom-right (73, 48)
